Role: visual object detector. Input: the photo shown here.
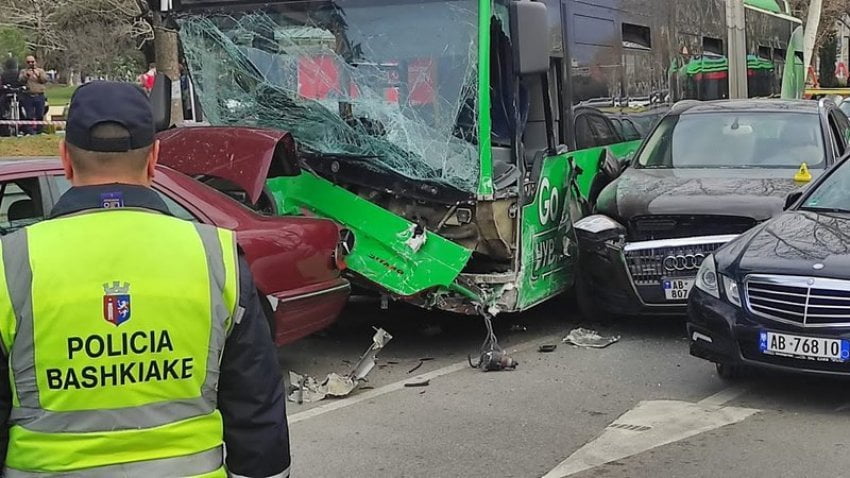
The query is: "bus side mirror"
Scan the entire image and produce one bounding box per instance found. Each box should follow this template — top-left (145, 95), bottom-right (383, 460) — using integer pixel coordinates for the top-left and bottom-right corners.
top-left (150, 73), bottom-right (172, 132)
top-left (509, 1), bottom-right (549, 75)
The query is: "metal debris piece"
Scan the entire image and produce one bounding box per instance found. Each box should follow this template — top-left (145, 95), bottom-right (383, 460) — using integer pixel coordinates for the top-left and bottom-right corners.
top-left (324, 372), bottom-right (358, 397)
top-left (474, 350), bottom-right (518, 371)
top-left (468, 308), bottom-right (517, 372)
top-left (404, 378), bottom-right (430, 387)
top-left (407, 361), bottom-right (424, 374)
top-left (403, 224), bottom-right (428, 253)
top-left (538, 344), bottom-right (557, 353)
top-left (287, 372), bottom-right (327, 404)
top-left (562, 328), bottom-right (620, 349)
top-left (351, 327), bottom-right (393, 380)
top-left (286, 328), bottom-right (394, 403)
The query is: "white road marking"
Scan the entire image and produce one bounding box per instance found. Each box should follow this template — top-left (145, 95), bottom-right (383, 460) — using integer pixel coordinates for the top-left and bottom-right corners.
top-left (541, 387), bottom-right (758, 478)
top-left (288, 336), bottom-right (556, 425)
top-left (696, 385), bottom-right (750, 408)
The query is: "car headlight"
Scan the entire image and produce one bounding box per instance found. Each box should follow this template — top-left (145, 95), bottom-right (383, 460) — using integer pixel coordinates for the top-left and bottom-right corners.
top-left (722, 275), bottom-right (742, 307)
top-left (574, 214), bottom-right (624, 242)
top-left (695, 255), bottom-right (719, 298)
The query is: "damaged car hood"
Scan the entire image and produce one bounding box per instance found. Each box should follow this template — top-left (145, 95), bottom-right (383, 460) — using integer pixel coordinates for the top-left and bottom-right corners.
top-left (157, 126), bottom-right (299, 204)
top-left (600, 167), bottom-right (811, 222)
top-left (719, 211), bottom-right (850, 279)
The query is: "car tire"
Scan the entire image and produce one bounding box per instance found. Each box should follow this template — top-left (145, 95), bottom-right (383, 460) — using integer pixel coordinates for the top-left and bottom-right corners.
top-left (715, 362), bottom-right (746, 381)
top-left (575, 262), bottom-right (615, 323)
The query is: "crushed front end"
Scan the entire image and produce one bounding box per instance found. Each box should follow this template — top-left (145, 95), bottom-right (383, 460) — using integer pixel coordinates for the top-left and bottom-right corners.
top-left (173, 0), bottom-right (549, 314)
top-left (576, 214), bottom-right (743, 316)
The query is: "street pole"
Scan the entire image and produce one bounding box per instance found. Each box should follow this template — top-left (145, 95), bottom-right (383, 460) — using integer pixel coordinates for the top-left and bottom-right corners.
top-left (726, 0), bottom-right (748, 99)
top-left (803, 0), bottom-right (823, 73)
top-left (152, 10), bottom-right (184, 125)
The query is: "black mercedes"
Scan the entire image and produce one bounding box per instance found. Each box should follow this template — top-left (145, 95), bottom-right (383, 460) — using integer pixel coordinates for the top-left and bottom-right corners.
top-left (575, 99), bottom-right (850, 319)
top-left (689, 152), bottom-right (850, 378)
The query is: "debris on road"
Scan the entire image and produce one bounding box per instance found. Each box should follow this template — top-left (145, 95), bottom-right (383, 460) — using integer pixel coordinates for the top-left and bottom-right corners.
top-left (288, 372), bottom-right (326, 404)
top-left (468, 308), bottom-right (518, 372)
top-left (510, 324), bottom-right (528, 332)
top-left (407, 357), bottom-right (436, 374)
top-left (287, 327), bottom-right (394, 403)
top-left (351, 327), bottom-right (394, 380)
top-left (404, 378), bottom-right (430, 387)
top-left (538, 344), bottom-right (558, 353)
top-left (470, 350), bottom-right (518, 371)
top-left (562, 328), bottom-right (620, 349)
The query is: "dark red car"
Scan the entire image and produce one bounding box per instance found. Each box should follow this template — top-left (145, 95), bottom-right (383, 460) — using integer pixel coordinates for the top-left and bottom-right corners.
top-left (0, 158), bottom-right (350, 345)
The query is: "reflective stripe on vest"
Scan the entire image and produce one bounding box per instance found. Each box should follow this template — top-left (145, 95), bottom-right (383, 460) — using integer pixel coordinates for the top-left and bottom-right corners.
top-left (4, 447), bottom-right (223, 478)
top-left (0, 209), bottom-right (238, 475)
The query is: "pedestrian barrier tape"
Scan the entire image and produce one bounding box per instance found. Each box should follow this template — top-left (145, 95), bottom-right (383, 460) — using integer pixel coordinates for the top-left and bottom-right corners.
top-left (0, 120), bottom-right (66, 126)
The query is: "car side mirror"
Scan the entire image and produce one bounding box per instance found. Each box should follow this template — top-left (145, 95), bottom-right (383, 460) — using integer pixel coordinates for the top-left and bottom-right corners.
top-left (784, 190), bottom-right (803, 210)
top-left (150, 73), bottom-right (172, 132)
top-left (509, 1), bottom-right (549, 75)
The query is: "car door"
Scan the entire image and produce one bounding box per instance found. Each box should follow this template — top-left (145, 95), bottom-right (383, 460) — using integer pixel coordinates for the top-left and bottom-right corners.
top-left (571, 110), bottom-right (635, 198)
top-left (0, 173), bottom-right (51, 235)
top-left (574, 113), bottom-right (596, 150)
top-left (586, 113), bottom-right (623, 147)
top-left (831, 109), bottom-right (850, 159)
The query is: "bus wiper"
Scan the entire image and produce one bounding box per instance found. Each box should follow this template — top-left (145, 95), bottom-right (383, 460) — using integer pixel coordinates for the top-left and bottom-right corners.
top-left (300, 151), bottom-right (379, 162)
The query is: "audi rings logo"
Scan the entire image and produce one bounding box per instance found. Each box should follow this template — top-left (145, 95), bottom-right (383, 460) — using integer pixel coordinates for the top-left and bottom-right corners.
top-left (663, 253), bottom-right (706, 272)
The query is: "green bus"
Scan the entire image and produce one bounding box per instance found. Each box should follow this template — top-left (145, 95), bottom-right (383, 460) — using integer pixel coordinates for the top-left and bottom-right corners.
top-left (160, 0), bottom-right (803, 315)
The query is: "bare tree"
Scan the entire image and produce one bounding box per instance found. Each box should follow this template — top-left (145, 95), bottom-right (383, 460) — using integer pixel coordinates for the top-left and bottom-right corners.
top-left (0, 0), bottom-right (153, 80)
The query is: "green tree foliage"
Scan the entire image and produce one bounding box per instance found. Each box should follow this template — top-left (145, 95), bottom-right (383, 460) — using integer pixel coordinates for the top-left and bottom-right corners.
top-left (0, 0), bottom-right (152, 80)
top-left (0, 27), bottom-right (29, 62)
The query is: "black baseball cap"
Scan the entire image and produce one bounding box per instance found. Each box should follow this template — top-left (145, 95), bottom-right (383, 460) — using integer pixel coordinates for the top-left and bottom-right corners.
top-left (65, 81), bottom-right (155, 153)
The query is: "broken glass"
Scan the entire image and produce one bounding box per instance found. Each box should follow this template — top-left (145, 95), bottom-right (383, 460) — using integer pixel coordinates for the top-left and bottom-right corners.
top-left (177, 0), bottom-right (481, 193)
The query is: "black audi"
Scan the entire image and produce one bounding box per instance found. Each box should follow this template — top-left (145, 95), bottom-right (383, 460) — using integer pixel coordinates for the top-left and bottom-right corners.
top-left (688, 152), bottom-right (850, 378)
top-left (575, 99), bottom-right (850, 319)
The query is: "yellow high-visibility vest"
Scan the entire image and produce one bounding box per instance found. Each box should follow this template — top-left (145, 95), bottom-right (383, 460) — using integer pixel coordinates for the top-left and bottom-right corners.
top-left (0, 208), bottom-right (239, 477)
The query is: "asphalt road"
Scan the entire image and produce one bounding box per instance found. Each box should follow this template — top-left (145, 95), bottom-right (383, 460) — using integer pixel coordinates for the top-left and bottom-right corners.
top-left (279, 299), bottom-right (850, 478)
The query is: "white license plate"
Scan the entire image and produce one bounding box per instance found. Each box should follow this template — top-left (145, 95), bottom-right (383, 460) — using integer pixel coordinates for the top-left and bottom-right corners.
top-left (759, 331), bottom-right (849, 362)
top-left (662, 278), bottom-right (694, 300)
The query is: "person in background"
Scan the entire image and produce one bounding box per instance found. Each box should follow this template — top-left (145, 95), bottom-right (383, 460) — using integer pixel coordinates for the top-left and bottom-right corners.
top-left (18, 55), bottom-right (48, 135)
top-left (180, 62), bottom-right (193, 120)
top-left (140, 63), bottom-right (157, 94)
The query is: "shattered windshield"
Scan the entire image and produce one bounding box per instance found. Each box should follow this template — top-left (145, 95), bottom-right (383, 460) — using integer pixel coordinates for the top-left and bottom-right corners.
top-left (178, 0), bottom-right (480, 193)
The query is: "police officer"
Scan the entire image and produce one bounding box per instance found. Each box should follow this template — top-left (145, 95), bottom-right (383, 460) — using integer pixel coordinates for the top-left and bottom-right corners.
top-left (0, 81), bottom-right (291, 477)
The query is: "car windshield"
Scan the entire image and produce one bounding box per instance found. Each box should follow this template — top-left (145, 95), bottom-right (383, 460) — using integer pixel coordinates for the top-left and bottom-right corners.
top-left (636, 112), bottom-right (825, 169)
top-left (800, 159), bottom-right (850, 213)
top-left (177, 0), bottom-right (480, 193)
